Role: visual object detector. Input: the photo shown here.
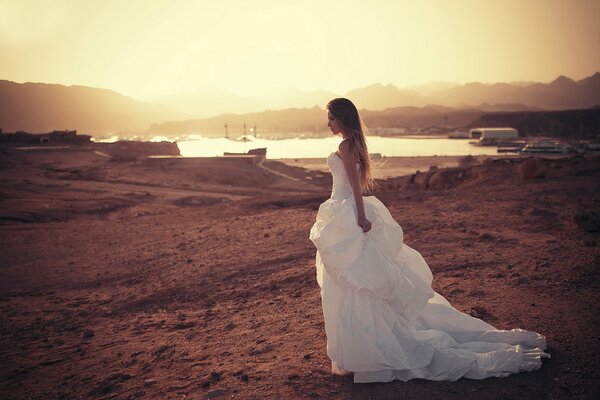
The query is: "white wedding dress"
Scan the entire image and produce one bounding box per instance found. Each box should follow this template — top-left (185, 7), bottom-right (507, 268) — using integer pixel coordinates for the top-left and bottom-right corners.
top-left (309, 152), bottom-right (549, 383)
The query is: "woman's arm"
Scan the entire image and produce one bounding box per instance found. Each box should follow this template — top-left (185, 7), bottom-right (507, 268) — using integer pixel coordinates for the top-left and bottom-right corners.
top-left (338, 141), bottom-right (371, 233)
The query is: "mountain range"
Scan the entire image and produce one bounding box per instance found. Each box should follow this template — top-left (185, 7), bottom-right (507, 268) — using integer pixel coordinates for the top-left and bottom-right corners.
top-left (0, 80), bottom-right (184, 135)
top-left (151, 74), bottom-right (599, 118)
top-left (1, 73), bottom-right (599, 136)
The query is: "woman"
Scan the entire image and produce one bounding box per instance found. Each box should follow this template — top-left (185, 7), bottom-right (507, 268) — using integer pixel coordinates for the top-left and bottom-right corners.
top-left (309, 98), bottom-right (549, 383)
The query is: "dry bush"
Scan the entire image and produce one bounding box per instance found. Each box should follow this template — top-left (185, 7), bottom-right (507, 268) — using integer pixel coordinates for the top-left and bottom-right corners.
top-left (519, 157), bottom-right (545, 180)
top-left (428, 169), bottom-right (460, 189)
top-left (458, 155), bottom-right (476, 168)
top-left (413, 171), bottom-right (430, 189)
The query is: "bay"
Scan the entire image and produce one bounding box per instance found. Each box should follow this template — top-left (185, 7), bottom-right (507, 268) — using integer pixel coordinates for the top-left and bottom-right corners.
top-left (175, 136), bottom-right (499, 158)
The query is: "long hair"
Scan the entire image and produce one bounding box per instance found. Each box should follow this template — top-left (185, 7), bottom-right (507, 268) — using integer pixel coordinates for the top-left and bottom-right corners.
top-left (327, 98), bottom-right (376, 193)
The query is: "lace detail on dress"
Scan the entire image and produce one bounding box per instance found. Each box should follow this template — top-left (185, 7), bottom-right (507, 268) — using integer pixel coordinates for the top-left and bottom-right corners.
top-left (327, 152), bottom-right (357, 201)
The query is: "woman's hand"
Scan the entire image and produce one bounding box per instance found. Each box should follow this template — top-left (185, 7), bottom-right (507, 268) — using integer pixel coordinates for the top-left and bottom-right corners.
top-left (358, 216), bottom-right (372, 233)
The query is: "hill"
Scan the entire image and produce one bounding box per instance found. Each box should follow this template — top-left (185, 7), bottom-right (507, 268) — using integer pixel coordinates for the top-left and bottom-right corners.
top-left (431, 74), bottom-right (600, 110)
top-left (2, 73), bottom-right (598, 137)
top-left (0, 80), bottom-right (185, 135)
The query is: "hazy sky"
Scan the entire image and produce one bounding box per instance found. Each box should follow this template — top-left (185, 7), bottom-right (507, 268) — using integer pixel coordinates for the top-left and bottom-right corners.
top-left (1, 0), bottom-right (599, 98)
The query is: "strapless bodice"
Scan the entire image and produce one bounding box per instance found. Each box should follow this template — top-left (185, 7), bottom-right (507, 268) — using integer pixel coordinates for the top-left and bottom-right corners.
top-left (327, 152), bottom-right (358, 200)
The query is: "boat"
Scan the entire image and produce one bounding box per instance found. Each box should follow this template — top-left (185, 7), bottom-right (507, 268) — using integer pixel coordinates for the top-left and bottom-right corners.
top-left (519, 142), bottom-right (571, 154)
top-left (223, 147), bottom-right (267, 157)
top-left (235, 135), bottom-right (256, 142)
top-left (497, 145), bottom-right (523, 153)
top-left (496, 140), bottom-right (528, 153)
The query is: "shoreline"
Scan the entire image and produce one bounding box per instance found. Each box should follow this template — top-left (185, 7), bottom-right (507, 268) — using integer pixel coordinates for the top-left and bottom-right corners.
top-left (275, 154), bottom-right (522, 179)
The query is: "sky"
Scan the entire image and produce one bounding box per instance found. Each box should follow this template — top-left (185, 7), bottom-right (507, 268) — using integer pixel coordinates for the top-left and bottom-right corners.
top-left (1, 0), bottom-right (599, 99)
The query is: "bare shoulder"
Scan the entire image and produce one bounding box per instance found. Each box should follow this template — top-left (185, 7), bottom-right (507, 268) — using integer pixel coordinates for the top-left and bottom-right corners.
top-left (338, 140), bottom-right (351, 156)
top-left (337, 140), bottom-right (358, 165)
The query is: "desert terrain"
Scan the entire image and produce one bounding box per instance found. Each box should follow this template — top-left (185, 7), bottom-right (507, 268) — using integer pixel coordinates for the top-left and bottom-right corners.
top-left (1, 145), bottom-right (599, 399)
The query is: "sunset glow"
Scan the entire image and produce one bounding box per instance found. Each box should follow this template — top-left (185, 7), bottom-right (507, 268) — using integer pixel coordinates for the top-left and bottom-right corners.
top-left (1, 0), bottom-right (599, 98)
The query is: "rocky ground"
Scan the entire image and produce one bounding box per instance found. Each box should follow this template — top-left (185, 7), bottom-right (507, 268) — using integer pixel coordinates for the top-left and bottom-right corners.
top-left (0, 146), bottom-right (599, 399)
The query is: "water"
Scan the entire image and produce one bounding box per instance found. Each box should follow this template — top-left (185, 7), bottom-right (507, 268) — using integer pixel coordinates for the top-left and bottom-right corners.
top-left (175, 135), bottom-right (500, 158)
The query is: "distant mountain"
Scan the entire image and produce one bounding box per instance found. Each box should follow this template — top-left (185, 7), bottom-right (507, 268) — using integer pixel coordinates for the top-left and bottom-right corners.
top-left (145, 73), bottom-right (600, 120)
top-left (0, 80), bottom-right (185, 134)
top-left (143, 72), bottom-right (600, 138)
top-left (430, 74), bottom-right (600, 110)
top-left (464, 103), bottom-right (540, 112)
top-left (146, 106), bottom-right (327, 138)
top-left (145, 104), bottom-right (489, 138)
top-left (145, 100), bottom-right (600, 139)
top-left (3, 73), bottom-right (598, 137)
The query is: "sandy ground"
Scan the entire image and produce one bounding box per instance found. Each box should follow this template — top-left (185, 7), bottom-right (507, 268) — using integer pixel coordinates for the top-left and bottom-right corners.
top-left (1, 146), bottom-right (599, 399)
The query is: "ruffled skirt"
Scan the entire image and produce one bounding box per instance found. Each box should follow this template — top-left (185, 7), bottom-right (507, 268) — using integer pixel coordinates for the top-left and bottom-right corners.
top-left (309, 196), bottom-right (549, 383)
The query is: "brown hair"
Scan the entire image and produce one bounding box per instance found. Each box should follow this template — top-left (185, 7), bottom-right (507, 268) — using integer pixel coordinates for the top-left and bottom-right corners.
top-left (327, 98), bottom-right (376, 192)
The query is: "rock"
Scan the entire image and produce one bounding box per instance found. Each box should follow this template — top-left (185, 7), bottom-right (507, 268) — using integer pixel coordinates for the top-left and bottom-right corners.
top-left (173, 196), bottom-right (223, 207)
top-left (206, 388), bottom-right (226, 398)
top-left (144, 379), bottom-right (157, 387)
top-left (468, 290), bottom-right (485, 298)
top-left (127, 391), bottom-right (145, 400)
top-left (514, 276), bottom-right (530, 285)
top-left (413, 171), bottom-right (430, 189)
top-left (186, 331), bottom-right (197, 340)
top-left (458, 155), bottom-right (476, 168)
top-left (478, 232), bottom-right (495, 241)
top-left (530, 207), bottom-right (558, 217)
top-left (574, 209), bottom-right (600, 233)
top-left (153, 345), bottom-right (169, 356)
top-left (200, 380), bottom-right (211, 388)
top-left (223, 322), bottom-right (236, 330)
top-left (89, 373), bottom-right (130, 397)
top-left (428, 169), bottom-right (459, 189)
top-left (470, 306), bottom-right (493, 320)
top-left (76, 345), bottom-right (86, 356)
top-left (82, 329), bottom-right (94, 339)
top-left (110, 372), bottom-right (131, 380)
top-left (122, 358), bottom-right (137, 367)
top-left (519, 157), bottom-right (545, 180)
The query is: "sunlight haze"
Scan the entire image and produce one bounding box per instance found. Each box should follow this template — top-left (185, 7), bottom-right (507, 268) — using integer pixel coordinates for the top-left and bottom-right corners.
top-left (1, 0), bottom-right (599, 98)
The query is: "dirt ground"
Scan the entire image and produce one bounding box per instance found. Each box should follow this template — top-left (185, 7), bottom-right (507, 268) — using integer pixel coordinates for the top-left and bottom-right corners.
top-left (1, 146), bottom-right (599, 400)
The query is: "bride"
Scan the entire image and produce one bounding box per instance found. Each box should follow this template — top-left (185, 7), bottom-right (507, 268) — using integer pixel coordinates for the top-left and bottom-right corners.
top-left (309, 98), bottom-right (549, 383)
